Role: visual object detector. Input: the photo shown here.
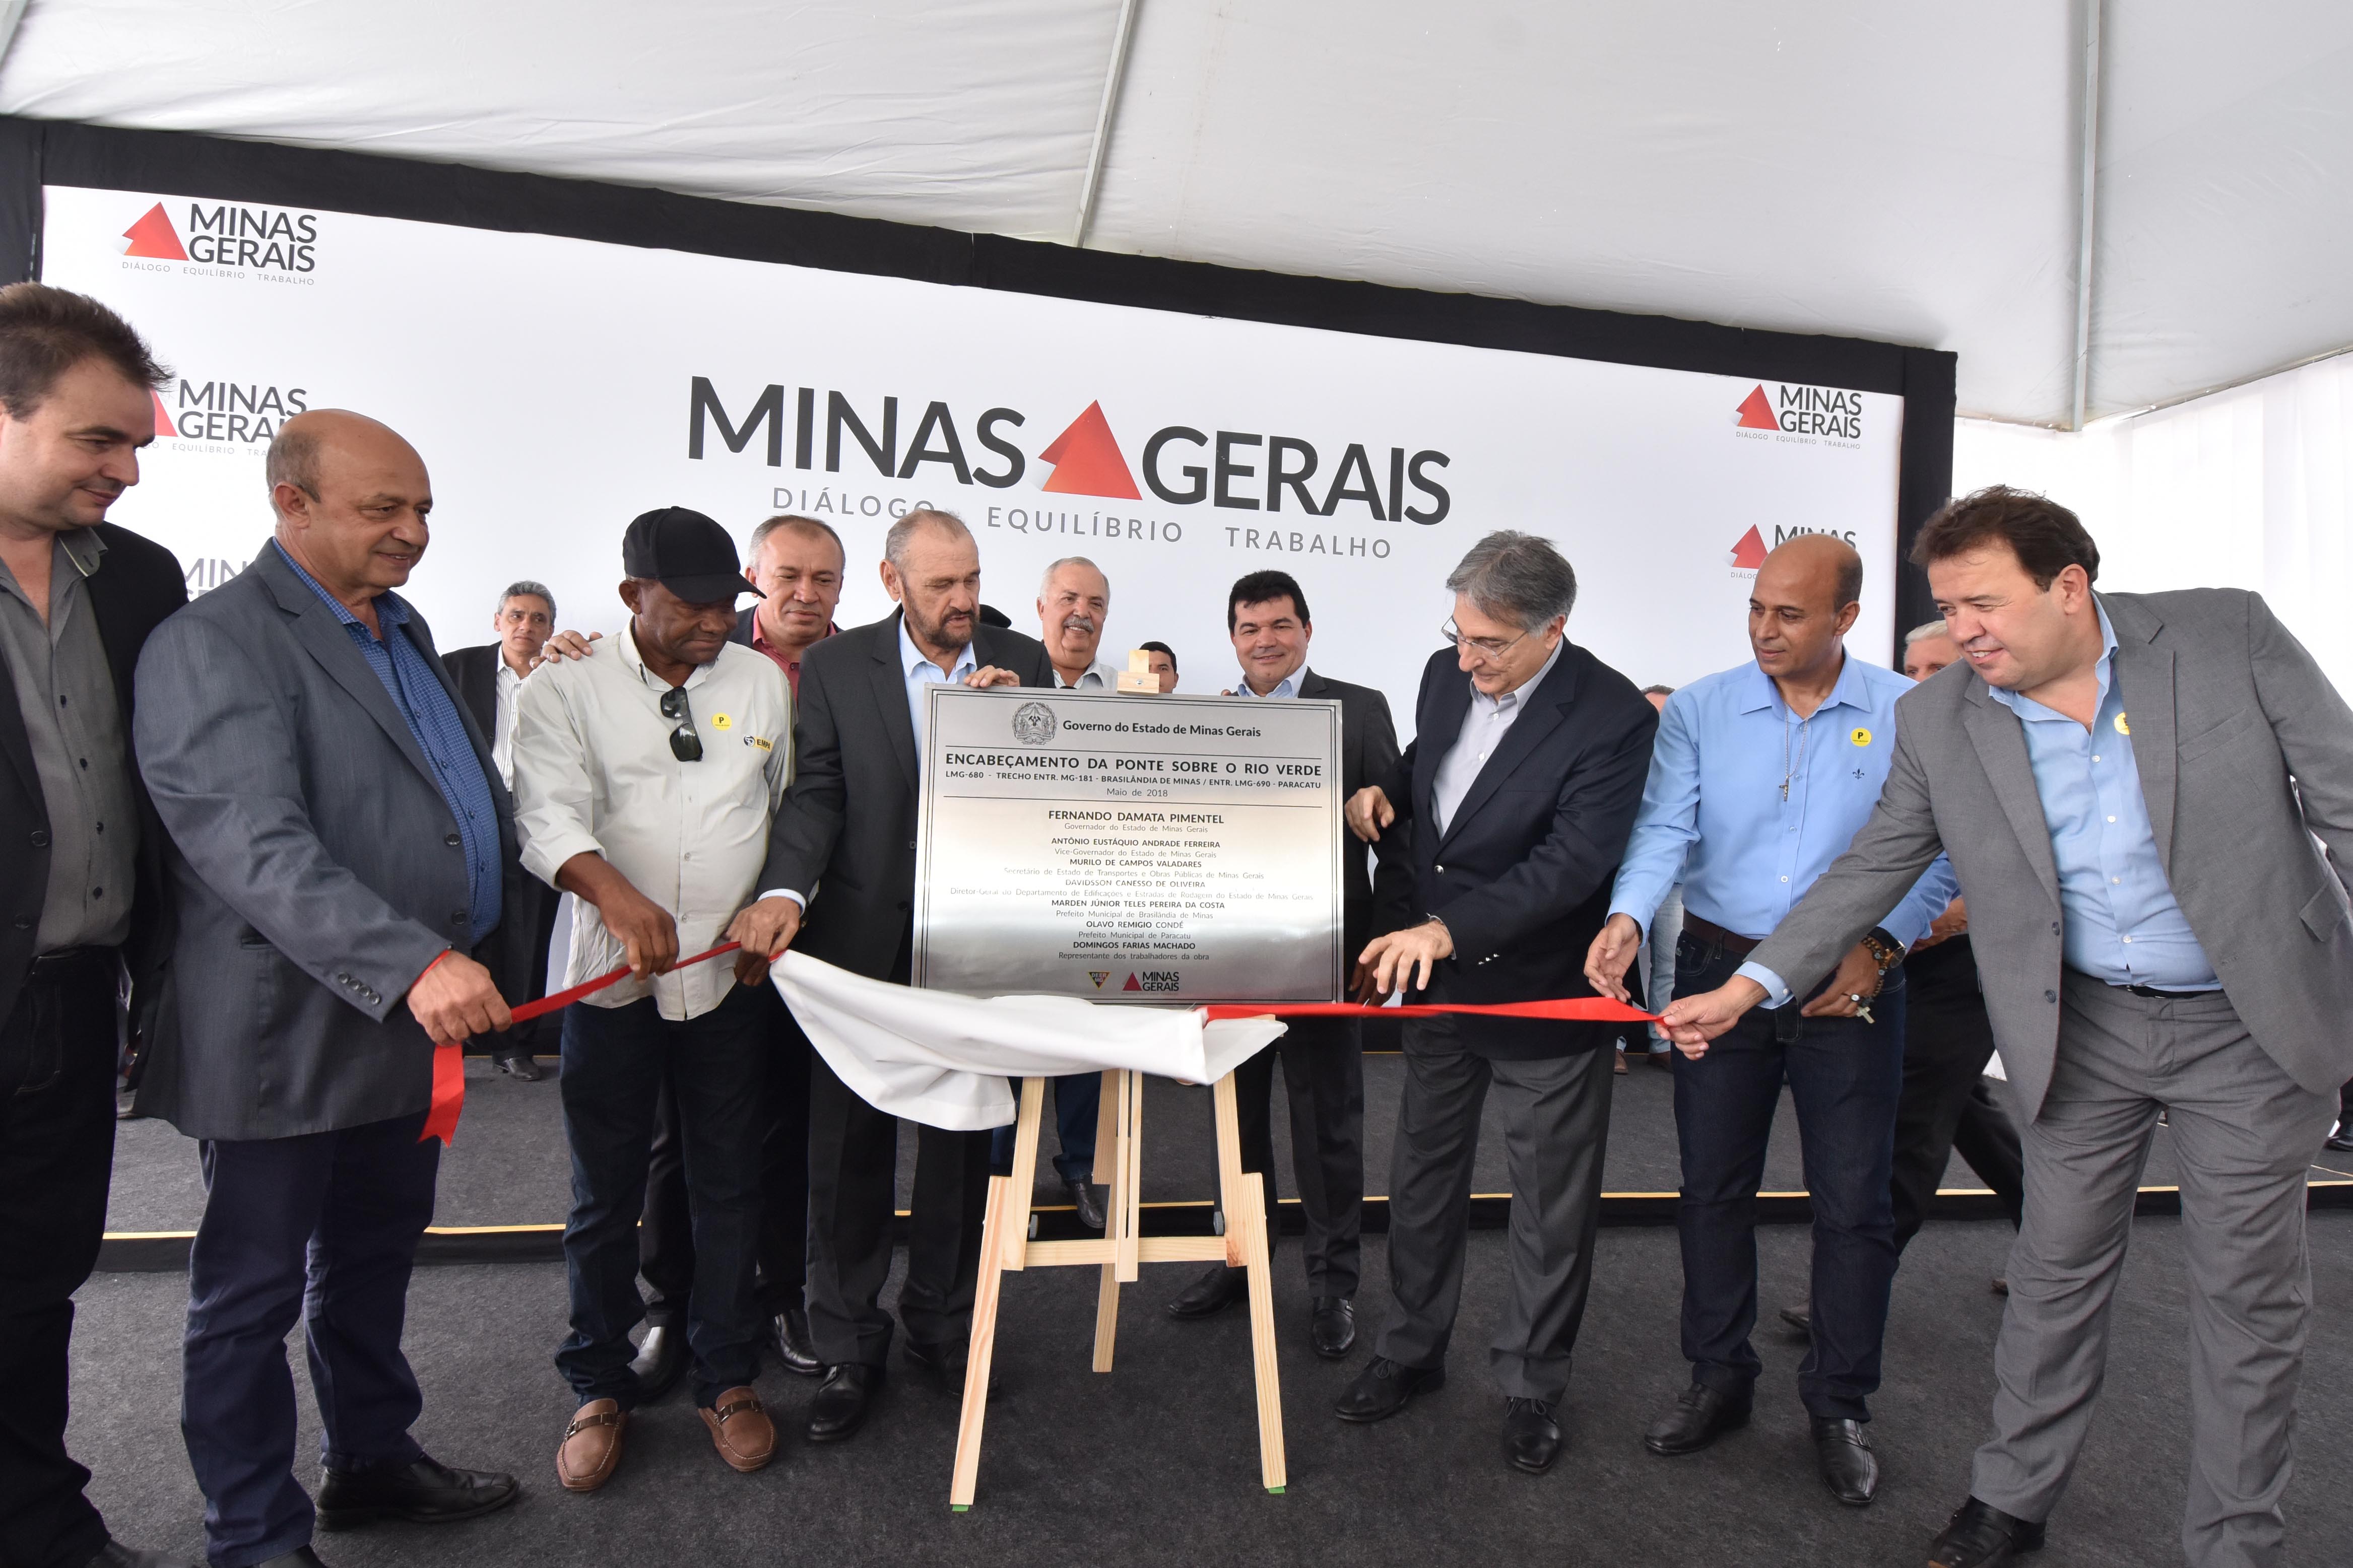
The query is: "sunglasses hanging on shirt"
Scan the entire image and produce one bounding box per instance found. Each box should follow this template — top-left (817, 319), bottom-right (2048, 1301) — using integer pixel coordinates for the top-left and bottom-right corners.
top-left (660, 686), bottom-right (702, 762)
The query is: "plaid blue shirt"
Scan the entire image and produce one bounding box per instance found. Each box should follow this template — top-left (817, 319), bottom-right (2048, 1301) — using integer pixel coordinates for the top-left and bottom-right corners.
top-left (274, 543), bottom-right (502, 944)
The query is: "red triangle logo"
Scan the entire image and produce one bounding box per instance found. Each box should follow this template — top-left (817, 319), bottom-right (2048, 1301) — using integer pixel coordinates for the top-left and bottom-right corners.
top-left (1735, 385), bottom-right (1779, 431)
top-left (1727, 525), bottom-right (1767, 570)
top-left (1038, 401), bottom-right (1142, 499)
top-left (1122, 973), bottom-right (1141, 992)
top-left (118, 202), bottom-right (187, 261)
top-left (149, 390), bottom-right (177, 439)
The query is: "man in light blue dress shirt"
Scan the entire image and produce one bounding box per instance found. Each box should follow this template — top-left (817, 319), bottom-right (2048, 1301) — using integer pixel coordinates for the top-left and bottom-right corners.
top-left (1588, 535), bottom-right (1954, 1507)
top-left (1661, 488), bottom-right (2353, 1568)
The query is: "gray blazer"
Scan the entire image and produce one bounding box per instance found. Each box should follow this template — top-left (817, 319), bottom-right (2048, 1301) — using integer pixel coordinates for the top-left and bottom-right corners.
top-left (1749, 589), bottom-right (2353, 1117)
top-left (133, 547), bottom-right (530, 1140)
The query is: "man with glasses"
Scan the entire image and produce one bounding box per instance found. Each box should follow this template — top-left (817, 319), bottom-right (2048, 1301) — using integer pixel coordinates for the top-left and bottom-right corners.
top-left (1337, 532), bottom-right (1655, 1474)
top-left (1584, 534), bottom-right (1954, 1508)
top-left (510, 507), bottom-right (794, 1490)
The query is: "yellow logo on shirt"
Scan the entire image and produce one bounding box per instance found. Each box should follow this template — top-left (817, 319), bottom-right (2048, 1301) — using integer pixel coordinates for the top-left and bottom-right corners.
top-left (710, 712), bottom-right (733, 730)
top-left (2114, 712), bottom-right (2130, 735)
top-left (1849, 727), bottom-right (1872, 747)
top-left (746, 735), bottom-right (772, 752)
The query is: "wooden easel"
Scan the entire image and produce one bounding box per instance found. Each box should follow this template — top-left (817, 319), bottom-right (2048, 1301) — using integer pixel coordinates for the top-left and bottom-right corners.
top-left (949, 1067), bottom-right (1286, 1507)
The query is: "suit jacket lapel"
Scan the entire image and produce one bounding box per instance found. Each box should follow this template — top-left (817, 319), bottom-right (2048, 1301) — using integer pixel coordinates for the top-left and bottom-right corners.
top-left (869, 609), bottom-right (921, 792)
top-left (1962, 680), bottom-right (2062, 904)
top-left (258, 552), bottom-right (441, 793)
top-left (2106, 596), bottom-right (2179, 873)
top-left (1436, 647), bottom-right (1579, 852)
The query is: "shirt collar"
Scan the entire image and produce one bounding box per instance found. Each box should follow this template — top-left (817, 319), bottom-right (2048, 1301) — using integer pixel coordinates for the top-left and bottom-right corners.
top-left (56, 527), bottom-right (105, 578)
top-left (1234, 666), bottom-right (1302, 699)
top-left (1985, 603), bottom-right (2118, 722)
top-left (618, 621), bottom-right (717, 691)
top-left (752, 616), bottom-right (836, 661)
top-left (273, 539), bottom-right (408, 630)
top-left (899, 613), bottom-right (974, 679)
top-left (1472, 639), bottom-right (1562, 714)
top-left (1737, 646), bottom-right (1868, 717)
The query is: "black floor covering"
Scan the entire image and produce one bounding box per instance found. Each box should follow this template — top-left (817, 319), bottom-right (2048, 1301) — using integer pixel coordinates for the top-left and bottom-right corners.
top-left (84, 1047), bottom-right (2353, 1563)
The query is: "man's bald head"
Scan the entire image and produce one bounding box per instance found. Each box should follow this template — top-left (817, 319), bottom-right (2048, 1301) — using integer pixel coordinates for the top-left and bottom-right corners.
top-left (1755, 532), bottom-right (1864, 614)
top-left (266, 408), bottom-right (434, 605)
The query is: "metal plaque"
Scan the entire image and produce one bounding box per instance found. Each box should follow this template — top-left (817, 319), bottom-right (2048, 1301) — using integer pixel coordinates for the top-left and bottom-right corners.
top-left (913, 686), bottom-right (1344, 1004)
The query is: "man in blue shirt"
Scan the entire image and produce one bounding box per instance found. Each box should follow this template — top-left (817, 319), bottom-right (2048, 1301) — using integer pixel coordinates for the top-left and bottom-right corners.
top-left (1661, 489), bottom-right (2353, 1568)
top-left (1588, 534), bottom-right (1953, 1507)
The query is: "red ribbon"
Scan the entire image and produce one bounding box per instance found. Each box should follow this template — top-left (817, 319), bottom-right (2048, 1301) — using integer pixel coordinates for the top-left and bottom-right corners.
top-left (419, 941), bottom-right (746, 1145)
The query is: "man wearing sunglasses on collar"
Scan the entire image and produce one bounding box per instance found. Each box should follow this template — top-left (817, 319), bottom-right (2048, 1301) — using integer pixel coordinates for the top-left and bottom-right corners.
top-left (508, 507), bottom-right (794, 1492)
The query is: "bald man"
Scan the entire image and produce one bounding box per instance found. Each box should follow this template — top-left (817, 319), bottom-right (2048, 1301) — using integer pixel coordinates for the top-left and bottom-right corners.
top-left (1584, 533), bottom-right (1954, 1507)
top-left (136, 410), bottom-right (526, 1566)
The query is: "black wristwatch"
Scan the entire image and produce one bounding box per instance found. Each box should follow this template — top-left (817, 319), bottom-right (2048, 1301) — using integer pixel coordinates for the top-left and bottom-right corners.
top-left (1859, 927), bottom-right (1906, 972)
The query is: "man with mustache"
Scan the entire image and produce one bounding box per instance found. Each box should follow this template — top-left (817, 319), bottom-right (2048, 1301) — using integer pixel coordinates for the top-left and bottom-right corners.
top-left (739, 508), bottom-right (1056, 1442)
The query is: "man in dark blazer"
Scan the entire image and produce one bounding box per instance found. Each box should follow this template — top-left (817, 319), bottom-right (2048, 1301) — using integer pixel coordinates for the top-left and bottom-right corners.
top-left (729, 508), bottom-right (1055, 1444)
top-left (136, 411), bottom-right (526, 1568)
top-left (1663, 489), bottom-right (2353, 1568)
top-left (0, 284), bottom-right (188, 1568)
top-left (1165, 569), bottom-right (1404, 1359)
top-left (1336, 531), bottom-right (1656, 1476)
top-left (442, 580), bottom-right (558, 1077)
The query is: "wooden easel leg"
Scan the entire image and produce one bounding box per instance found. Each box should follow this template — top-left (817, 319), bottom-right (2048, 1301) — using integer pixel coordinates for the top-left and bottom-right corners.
top-left (950, 1078), bottom-right (1045, 1509)
top-left (1212, 1072), bottom-right (1288, 1494)
top-left (1092, 1069), bottom-right (1126, 1372)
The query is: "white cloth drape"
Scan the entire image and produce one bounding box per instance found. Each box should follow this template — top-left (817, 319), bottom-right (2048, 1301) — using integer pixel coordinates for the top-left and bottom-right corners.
top-left (771, 952), bottom-right (1288, 1131)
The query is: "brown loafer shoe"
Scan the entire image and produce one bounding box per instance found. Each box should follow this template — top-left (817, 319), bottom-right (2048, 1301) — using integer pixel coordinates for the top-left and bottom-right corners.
top-left (700, 1387), bottom-right (776, 1472)
top-left (556, 1399), bottom-right (627, 1492)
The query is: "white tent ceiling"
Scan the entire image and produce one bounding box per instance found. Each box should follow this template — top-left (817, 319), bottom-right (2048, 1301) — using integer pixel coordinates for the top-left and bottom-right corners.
top-left (1, 0), bottom-right (2346, 427)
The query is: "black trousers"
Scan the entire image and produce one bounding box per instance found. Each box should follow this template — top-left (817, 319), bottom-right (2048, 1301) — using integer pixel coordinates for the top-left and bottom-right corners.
top-left (183, 1113), bottom-right (440, 1567)
top-left (1890, 941), bottom-right (2024, 1250)
top-left (642, 985), bottom-right (813, 1324)
top-left (472, 881), bottom-right (562, 1057)
top-left (0, 949), bottom-right (119, 1568)
top-left (1232, 1015), bottom-right (1363, 1299)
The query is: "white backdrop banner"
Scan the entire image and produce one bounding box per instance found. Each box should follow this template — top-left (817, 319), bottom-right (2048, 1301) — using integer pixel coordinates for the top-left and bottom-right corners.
top-left (41, 184), bottom-right (1905, 729)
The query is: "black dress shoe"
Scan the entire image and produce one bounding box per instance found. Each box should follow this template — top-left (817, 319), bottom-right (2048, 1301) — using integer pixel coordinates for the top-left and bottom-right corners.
top-left (769, 1306), bottom-right (822, 1376)
top-left (250, 1551), bottom-right (331, 1568)
top-left (313, 1454), bottom-right (519, 1529)
top-left (806, 1363), bottom-right (883, 1443)
top-left (628, 1321), bottom-right (688, 1400)
top-left (1927, 1496), bottom-right (2047, 1566)
top-left (1309, 1296), bottom-right (1356, 1359)
top-left (1166, 1263), bottom-right (1248, 1320)
top-left (1810, 1416), bottom-right (1878, 1506)
top-left (1066, 1177), bottom-right (1107, 1231)
top-left (2328, 1121), bottom-right (2353, 1152)
top-left (1642, 1383), bottom-right (1752, 1456)
top-left (493, 1047), bottom-right (543, 1081)
top-left (902, 1335), bottom-right (999, 1397)
top-left (84, 1540), bottom-right (193, 1568)
top-left (1333, 1356), bottom-right (1445, 1423)
top-left (1502, 1397), bottom-right (1562, 1473)
top-left (1779, 1301), bottom-right (1812, 1335)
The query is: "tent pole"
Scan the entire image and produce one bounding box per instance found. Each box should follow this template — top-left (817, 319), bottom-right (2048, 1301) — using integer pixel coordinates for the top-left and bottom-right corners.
top-left (1071, 0), bottom-right (1140, 249)
top-left (2071, 0), bottom-right (2103, 431)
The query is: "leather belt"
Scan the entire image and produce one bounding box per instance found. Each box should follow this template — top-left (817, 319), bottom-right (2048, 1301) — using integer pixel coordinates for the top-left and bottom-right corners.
top-left (2112, 981), bottom-right (2216, 1001)
top-left (1680, 913), bottom-right (1762, 957)
top-left (26, 945), bottom-right (117, 980)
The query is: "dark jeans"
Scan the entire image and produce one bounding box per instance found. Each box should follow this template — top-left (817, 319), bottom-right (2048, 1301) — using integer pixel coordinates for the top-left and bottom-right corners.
top-left (1234, 1015), bottom-right (1364, 1299)
top-left (1673, 931), bottom-right (1905, 1422)
top-left (987, 1072), bottom-right (1099, 1184)
top-left (183, 1112), bottom-right (440, 1568)
top-left (642, 986), bottom-right (813, 1323)
top-left (558, 984), bottom-right (767, 1409)
top-left (1892, 939), bottom-right (2023, 1249)
top-left (0, 950), bottom-right (119, 1568)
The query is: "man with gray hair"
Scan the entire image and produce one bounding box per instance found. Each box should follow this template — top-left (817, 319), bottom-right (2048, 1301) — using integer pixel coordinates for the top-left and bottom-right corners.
top-left (1337, 530), bottom-right (1657, 1474)
top-left (444, 580), bottom-right (562, 1078)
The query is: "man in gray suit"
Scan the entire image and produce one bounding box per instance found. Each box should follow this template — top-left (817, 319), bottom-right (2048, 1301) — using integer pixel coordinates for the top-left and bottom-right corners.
top-left (135, 411), bottom-right (528, 1568)
top-left (1661, 487), bottom-right (2353, 1568)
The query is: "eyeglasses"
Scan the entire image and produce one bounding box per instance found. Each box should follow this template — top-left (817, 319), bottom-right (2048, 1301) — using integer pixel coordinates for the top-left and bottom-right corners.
top-left (1441, 619), bottom-right (1530, 663)
top-left (660, 687), bottom-right (702, 762)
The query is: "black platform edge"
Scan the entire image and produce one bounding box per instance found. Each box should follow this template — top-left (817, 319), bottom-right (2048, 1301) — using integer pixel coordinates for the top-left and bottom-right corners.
top-left (97, 1182), bottom-right (2353, 1271)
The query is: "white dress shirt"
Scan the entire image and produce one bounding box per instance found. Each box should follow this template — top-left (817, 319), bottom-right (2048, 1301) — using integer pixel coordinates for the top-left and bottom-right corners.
top-left (901, 615), bottom-right (976, 752)
top-left (1430, 639), bottom-right (1562, 838)
top-left (1230, 667), bottom-right (1302, 699)
top-left (1060, 658), bottom-right (1122, 690)
top-left (490, 658), bottom-right (524, 789)
top-left (512, 625), bottom-right (792, 1019)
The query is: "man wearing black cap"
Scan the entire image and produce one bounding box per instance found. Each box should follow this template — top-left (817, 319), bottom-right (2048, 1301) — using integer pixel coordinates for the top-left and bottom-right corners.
top-left (509, 507), bottom-right (795, 1490)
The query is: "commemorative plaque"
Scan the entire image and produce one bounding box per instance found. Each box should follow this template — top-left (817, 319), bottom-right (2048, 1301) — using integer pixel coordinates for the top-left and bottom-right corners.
top-left (913, 685), bottom-right (1343, 1003)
